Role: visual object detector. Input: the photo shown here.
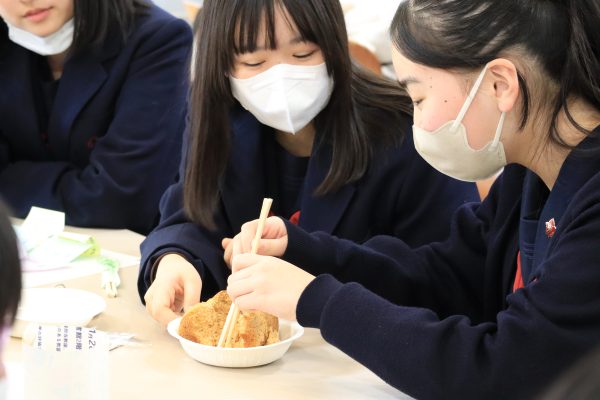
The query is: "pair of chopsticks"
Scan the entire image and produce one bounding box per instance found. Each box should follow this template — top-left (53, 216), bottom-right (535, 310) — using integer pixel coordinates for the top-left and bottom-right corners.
top-left (217, 198), bottom-right (273, 348)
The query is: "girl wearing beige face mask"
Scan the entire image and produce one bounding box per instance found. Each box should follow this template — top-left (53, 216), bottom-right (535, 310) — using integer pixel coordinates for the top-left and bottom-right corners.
top-left (224, 1), bottom-right (600, 398)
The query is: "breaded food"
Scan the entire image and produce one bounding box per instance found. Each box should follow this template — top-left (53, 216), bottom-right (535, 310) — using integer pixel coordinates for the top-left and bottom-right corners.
top-left (178, 291), bottom-right (279, 348)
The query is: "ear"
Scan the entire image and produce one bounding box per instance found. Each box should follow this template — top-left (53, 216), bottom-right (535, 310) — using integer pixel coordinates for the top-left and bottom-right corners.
top-left (487, 58), bottom-right (520, 113)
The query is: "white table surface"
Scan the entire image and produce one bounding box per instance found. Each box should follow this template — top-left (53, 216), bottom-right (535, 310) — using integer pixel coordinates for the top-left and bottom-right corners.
top-left (5, 225), bottom-right (411, 399)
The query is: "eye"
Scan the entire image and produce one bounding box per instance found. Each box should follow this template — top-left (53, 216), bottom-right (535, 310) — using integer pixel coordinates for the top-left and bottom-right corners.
top-left (242, 61), bottom-right (265, 67)
top-left (294, 50), bottom-right (316, 59)
top-left (412, 99), bottom-right (423, 107)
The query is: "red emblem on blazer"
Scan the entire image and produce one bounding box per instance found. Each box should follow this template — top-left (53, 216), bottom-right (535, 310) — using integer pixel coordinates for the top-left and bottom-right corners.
top-left (545, 218), bottom-right (557, 238)
top-left (86, 135), bottom-right (98, 150)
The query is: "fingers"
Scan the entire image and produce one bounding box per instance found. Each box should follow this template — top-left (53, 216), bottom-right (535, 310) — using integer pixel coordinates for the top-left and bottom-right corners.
top-left (229, 228), bottom-right (287, 260)
top-left (260, 217), bottom-right (287, 239)
top-left (239, 221), bottom-right (258, 254)
top-left (222, 237), bottom-right (233, 269)
top-left (227, 216), bottom-right (289, 265)
top-left (143, 286), bottom-right (155, 314)
top-left (146, 285), bottom-right (179, 325)
top-left (227, 271), bottom-right (258, 301)
top-left (232, 234), bottom-right (243, 261)
top-left (238, 217), bottom-right (284, 250)
top-left (154, 306), bottom-right (179, 326)
top-left (227, 257), bottom-right (315, 321)
top-left (221, 237), bottom-right (232, 250)
top-left (144, 257), bottom-right (202, 325)
top-left (182, 277), bottom-right (202, 312)
top-left (256, 238), bottom-right (286, 256)
top-left (227, 266), bottom-right (265, 312)
top-left (231, 253), bottom-right (263, 273)
top-left (231, 291), bottom-right (264, 312)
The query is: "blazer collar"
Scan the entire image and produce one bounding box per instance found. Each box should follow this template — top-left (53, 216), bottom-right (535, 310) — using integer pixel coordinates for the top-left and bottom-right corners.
top-left (46, 36), bottom-right (123, 157)
top-left (298, 139), bottom-right (357, 233)
top-left (0, 27), bottom-right (121, 158)
top-left (46, 50), bottom-right (108, 157)
top-left (220, 110), bottom-right (268, 228)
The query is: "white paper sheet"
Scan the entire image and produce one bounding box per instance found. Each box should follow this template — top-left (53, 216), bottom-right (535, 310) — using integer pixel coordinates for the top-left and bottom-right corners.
top-left (22, 250), bottom-right (139, 288)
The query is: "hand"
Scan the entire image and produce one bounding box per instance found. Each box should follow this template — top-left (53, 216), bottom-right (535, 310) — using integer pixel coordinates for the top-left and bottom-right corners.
top-left (223, 217), bottom-right (289, 267)
top-left (144, 253), bottom-right (201, 325)
top-left (227, 253), bottom-right (315, 321)
top-left (222, 237), bottom-right (233, 270)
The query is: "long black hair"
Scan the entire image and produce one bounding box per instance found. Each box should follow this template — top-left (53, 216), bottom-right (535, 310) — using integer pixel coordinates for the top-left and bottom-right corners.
top-left (391, 0), bottom-right (600, 150)
top-left (185, 0), bottom-right (413, 228)
top-left (70, 0), bottom-right (149, 54)
top-left (0, 201), bottom-right (21, 327)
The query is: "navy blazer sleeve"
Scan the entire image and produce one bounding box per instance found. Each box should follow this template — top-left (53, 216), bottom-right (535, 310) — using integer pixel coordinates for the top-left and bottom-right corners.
top-left (285, 175), bottom-right (600, 399)
top-left (284, 190), bottom-right (494, 318)
top-left (0, 17), bottom-right (191, 233)
top-left (137, 179), bottom-right (233, 302)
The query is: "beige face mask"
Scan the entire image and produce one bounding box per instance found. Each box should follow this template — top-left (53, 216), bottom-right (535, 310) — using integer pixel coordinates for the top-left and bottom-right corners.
top-left (412, 65), bottom-right (507, 182)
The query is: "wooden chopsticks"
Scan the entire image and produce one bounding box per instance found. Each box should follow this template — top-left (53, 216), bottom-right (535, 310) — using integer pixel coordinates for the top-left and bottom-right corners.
top-left (217, 198), bottom-right (273, 348)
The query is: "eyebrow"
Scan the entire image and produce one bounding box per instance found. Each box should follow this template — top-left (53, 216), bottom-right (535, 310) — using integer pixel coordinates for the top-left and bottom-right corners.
top-left (397, 76), bottom-right (421, 87)
top-left (253, 36), bottom-right (307, 51)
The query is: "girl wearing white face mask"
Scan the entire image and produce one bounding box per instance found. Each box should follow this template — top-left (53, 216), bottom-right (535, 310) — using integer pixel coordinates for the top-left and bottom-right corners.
top-left (138, 0), bottom-right (479, 325)
top-left (0, 202), bottom-right (21, 400)
top-left (0, 0), bottom-right (192, 234)
top-left (223, 0), bottom-right (600, 399)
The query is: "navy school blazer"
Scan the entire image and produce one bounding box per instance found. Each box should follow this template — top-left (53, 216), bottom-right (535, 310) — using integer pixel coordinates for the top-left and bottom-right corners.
top-left (138, 107), bottom-right (479, 300)
top-left (283, 131), bottom-right (600, 399)
top-left (0, 5), bottom-right (192, 234)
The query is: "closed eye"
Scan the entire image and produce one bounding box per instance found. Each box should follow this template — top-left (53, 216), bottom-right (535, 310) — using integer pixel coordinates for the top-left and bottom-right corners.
top-left (294, 50), bottom-right (316, 59)
top-left (242, 61), bottom-right (265, 67)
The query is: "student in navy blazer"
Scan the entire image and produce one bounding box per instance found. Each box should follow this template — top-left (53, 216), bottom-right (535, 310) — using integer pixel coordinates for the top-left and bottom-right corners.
top-left (225, 1), bottom-right (600, 399)
top-left (138, 0), bottom-right (478, 324)
top-left (0, 0), bottom-right (191, 234)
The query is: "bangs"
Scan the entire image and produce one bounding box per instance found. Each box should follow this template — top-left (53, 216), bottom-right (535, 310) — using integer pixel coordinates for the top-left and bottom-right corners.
top-left (232, 0), bottom-right (318, 54)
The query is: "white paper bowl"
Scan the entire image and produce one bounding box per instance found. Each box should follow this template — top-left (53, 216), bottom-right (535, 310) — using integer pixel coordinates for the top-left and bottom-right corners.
top-left (167, 317), bottom-right (304, 368)
top-left (12, 288), bottom-right (106, 338)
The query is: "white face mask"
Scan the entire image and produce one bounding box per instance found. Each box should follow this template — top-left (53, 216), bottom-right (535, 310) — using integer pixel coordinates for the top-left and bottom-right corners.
top-left (6, 18), bottom-right (74, 56)
top-left (413, 65), bottom-right (507, 182)
top-left (230, 63), bottom-right (334, 134)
